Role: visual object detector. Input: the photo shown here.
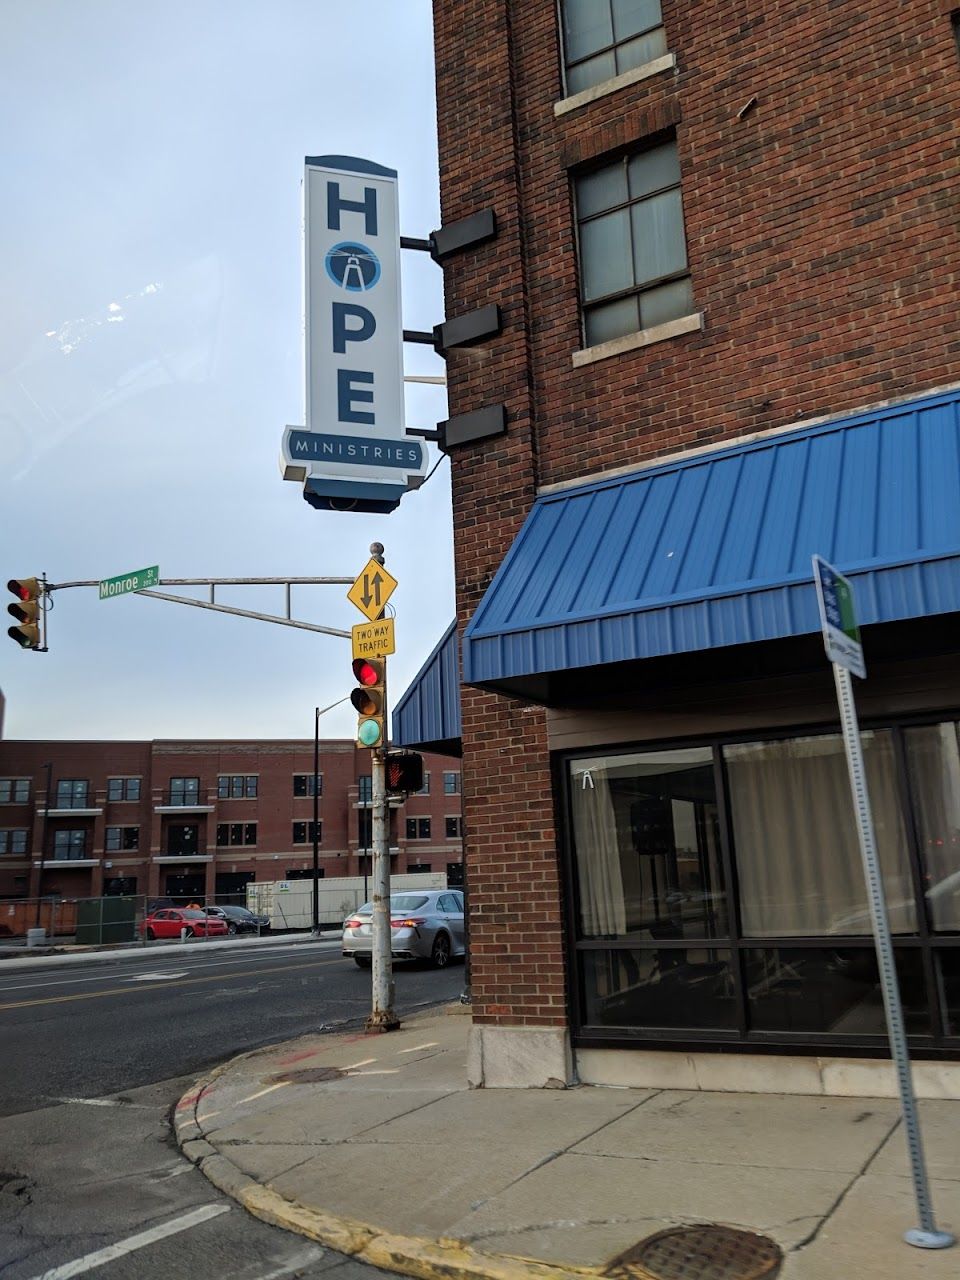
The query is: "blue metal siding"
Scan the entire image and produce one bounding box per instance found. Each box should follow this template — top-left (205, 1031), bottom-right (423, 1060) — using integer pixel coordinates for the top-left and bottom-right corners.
top-left (463, 388), bottom-right (960, 686)
top-left (392, 621), bottom-right (461, 753)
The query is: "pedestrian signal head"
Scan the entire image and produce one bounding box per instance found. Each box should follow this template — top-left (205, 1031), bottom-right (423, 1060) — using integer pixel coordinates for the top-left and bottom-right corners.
top-left (385, 752), bottom-right (424, 796)
top-left (7, 578), bottom-right (42, 650)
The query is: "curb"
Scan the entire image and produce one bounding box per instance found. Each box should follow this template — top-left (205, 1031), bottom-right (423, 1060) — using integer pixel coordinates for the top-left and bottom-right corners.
top-left (173, 1019), bottom-right (602, 1280)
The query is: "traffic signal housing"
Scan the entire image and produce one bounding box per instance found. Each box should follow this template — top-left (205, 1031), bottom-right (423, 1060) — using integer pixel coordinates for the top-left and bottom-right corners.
top-left (351, 657), bottom-right (386, 748)
top-left (385, 751), bottom-right (424, 796)
top-left (7, 578), bottom-right (42, 650)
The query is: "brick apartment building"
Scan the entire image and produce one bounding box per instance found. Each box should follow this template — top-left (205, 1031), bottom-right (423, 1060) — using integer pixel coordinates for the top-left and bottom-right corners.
top-left (0, 739), bottom-right (463, 903)
top-left (395, 1), bottom-right (960, 1089)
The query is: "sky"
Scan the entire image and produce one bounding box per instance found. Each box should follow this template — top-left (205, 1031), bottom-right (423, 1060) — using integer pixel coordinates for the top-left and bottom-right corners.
top-left (1, 0), bottom-right (453, 744)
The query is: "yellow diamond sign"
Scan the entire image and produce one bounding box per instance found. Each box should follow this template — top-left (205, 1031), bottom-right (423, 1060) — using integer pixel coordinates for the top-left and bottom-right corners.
top-left (347, 558), bottom-right (398, 622)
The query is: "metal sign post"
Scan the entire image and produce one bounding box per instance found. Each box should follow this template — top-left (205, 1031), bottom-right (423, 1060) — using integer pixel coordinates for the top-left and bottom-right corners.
top-left (813, 556), bottom-right (953, 1251)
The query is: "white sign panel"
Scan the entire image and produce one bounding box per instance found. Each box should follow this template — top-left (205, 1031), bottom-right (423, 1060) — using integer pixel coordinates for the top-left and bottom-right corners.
top-left (812, 554), bottom-right (866, 679)
top-left (280, 155), bottom-right (426, 514)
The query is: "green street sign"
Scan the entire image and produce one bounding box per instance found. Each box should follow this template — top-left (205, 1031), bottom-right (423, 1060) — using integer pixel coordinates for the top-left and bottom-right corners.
top-left (99, 565), bottom-right (160, 600)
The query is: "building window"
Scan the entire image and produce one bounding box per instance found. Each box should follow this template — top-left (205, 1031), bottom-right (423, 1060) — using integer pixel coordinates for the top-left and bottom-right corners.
top-left (105, 826), bottom-right (139, 852)
top-left (55, 779), bottom-right (89, 808)
top-left (107, 777), bottom-right (141, 802)
top-left (415, 773), bottom-right (430, 796)
top-left (407, 862), bottom-right (432, 874)
top-left (406, 818), bottom-right (431, 841)
top-left (575, 139), bottom-right (692, 348)
top-left (358, 774), bottom-right (372, 804)
top-left (357, 808), bottom-right (372, 852)
top-left (0, 830), bottom-right (29, 855)
top-left (169, 777), bottom-right (200, 805)
top-left (0, 778), bottom-right (30, 804)
top-left (292, 821), bottom-right (322, 844)
top-left (53, 829), bottom-right (87, 860)
top-left (443, 771), bottom-right (460, 795)
top-left (561, 0), bottom-right (666, 96)
top-left (445, 816), bottom-right (462, 839)
top-left (292, 773), bottom-right (322, 797)
top-left (218, 775), bottom-right (258, 799)
top-left (216, 823), bottom-right (257, 847)
top-left (285, 868), bottom-right (324, 880)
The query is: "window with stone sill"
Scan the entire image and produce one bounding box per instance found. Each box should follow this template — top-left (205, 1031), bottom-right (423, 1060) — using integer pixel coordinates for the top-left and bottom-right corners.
top-left (0, 830), bottom-right (29, 855)
top-left (561, 0), bottom-right (667, 97)
top-left (105, 826), bottom-right (139, 852)
top-left (0, 779), bottom-right (30, 804)
top-left (575, 138), bottom-right (693, 349)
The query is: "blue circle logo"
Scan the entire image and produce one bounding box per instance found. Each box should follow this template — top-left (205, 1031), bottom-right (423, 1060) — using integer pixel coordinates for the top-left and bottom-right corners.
top-left (324, 241), bottom-right (381, 292)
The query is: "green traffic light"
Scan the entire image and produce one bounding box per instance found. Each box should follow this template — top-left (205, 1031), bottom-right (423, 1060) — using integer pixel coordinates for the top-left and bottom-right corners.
top-left (358, 719), bottom-right (382, 747)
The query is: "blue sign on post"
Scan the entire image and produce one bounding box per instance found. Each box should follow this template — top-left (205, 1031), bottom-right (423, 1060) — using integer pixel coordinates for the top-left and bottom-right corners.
top-left (279, 156), bottom-right (427, 515)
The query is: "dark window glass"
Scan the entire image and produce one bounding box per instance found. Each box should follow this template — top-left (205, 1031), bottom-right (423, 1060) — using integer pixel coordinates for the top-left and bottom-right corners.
top-left (936, 951), bottom-right (960, 1035)
top-left (53, 829), bottom-right (86, 859)
top-left (293, 774), bottom-right (320, 797)
top-left (358, 775), bottom-right (373, 804)
top-left (568, 747), bottom-right (726, 941)
top-left (575, 141), bottom-right (692, 347)
top-left (292, 822), bottom-right (320, 844)
top-left (443, 772), bottom-right (460, 795)
top-left (108, 777), bottom-right (140, 801)
top-left (407, 862), bottom-right (431, 874)
top-left (581, 947), bottom-right (737, 1029)
top-left (56, 779), bottom-right (88, 808)
top-left (169, 777), bottom-right (200, 805)
top-left (216, 824), bottom-right (228, 846)
top-left (419, 818), bottom-right (431, 840)
top-left (406, 818), bottom-right (416, 840)
top-left (445, 816), bottom-right (461, 839)
top-left (244, 823), bottom-right (257, 845)
top-left (561, 0), bottom-right (666, 96)
top-left (358, 808), bottom-right (372, 850)
top-left (230, 823), bottom-right (243, 845)
top-left (902, 722), bottom-right (960, 932)
top-left (725, 732), bottom-right (914, 936)
top-left (745, 947), bottom-right (928, 1036)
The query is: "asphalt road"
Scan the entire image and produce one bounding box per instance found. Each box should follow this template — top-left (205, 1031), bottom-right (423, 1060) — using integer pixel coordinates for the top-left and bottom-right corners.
top-left (0, 939), bottom-right (464, 1279)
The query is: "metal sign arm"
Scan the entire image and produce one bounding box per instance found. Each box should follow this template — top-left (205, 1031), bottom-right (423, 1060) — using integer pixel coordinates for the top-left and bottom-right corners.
top-left (134, 589), bottom-right (351, 639)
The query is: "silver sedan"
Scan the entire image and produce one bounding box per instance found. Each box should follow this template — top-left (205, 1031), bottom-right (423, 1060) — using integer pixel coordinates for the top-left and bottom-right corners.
top-left (342, 890), bottom-right (466, 968)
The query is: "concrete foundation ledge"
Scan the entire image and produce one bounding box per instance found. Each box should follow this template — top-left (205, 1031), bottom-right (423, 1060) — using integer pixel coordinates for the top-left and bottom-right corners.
top-left (468, 1024), bottom-right (574, 1088)
top-left (576, 1047), bottom-right (960, 1098)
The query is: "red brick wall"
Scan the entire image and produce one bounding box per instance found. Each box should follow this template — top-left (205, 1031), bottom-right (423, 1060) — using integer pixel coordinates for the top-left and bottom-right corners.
top-left (0, 740), bottom-right (463, 901)
top-left (433, 0), bottom-right (960, 1026)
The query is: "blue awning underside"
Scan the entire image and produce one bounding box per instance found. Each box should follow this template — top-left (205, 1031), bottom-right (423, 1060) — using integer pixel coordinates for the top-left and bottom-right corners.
top-left (393, 620), bottom-right (462, 755)
top-left (463, 388), bottom-right (960, 690)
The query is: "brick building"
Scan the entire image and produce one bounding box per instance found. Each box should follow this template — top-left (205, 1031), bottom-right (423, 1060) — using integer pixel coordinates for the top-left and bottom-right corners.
top-left (0, 739), bottom-right (463, 903)
top-left (398, 1), bottom-right (960, 1088)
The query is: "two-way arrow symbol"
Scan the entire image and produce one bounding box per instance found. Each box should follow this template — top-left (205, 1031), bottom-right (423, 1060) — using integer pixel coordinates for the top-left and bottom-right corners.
top-left (360, 571), bottom-right (383, 610)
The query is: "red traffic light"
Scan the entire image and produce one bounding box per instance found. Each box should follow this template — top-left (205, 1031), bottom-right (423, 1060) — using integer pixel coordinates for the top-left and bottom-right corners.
top-left (352, 658), bottom-right (382, 687)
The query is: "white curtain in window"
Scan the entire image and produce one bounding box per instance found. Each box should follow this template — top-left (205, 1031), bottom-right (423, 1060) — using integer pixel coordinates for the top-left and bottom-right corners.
top-left (727, 732), bottom-right (915, 936)
top-left (571, 766), bottom-right (627, 937)
top-left (904, 722), bottom-right (960, 930)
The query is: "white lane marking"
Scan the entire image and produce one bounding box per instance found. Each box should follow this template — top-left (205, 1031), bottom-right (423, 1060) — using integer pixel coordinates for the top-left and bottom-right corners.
top-left (127, 972), bottom-right (189, 982)
top-left (347, 1068), bottom-right (400, 1076)
top-left (397, 1042), bottom-right (438, 1054)
top-left (237, 1081), bottom-right (290, 1105)
top-left (56, 1097), bottom-right (124, 1107)
top-left (342, 1057), bottom-right (377, 1069)
top-left (25, 1202), bottom-right (231, 1280)
top-left (252, 1245), bottom-right (327, 1280)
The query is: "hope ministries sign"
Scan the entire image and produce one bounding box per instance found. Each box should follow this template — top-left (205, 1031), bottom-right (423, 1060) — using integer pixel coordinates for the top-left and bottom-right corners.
top-left (280, 156), bottom-right (427, 514)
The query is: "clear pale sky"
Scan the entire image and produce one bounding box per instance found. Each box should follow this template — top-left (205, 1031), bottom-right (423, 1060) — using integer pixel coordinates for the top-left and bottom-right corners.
top-left (1, 1), bottom-right (453, 743)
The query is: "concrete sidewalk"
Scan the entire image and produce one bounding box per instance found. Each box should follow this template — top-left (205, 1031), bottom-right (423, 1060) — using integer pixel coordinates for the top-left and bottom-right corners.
top-left (175, 1007), bottom-right (960, 1280)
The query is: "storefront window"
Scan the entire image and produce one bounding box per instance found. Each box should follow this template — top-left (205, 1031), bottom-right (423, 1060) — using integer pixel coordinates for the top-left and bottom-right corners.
top-left (724, 732), bottom-right (915, 937)
top-left (581, 947), bottom-right (737, 1030)
top-left (744, 946), bottom-right (928, 1036)
top-left (902, 722), bottom-right (960, 932)
top-left (569, 747), bottom-right (726, 942)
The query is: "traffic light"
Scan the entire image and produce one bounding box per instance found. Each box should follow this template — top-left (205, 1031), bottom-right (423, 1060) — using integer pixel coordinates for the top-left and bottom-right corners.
top-left (385, 751), bottom-right (424, 796)
top-left (351, 657), bottom-right (386, 748)
top-left (7, 578), bottom-right (42, 650)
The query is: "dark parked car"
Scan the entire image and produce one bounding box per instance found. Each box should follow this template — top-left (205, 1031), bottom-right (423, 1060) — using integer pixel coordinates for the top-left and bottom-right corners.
top-left (203, 904), bottom-right (270, 935)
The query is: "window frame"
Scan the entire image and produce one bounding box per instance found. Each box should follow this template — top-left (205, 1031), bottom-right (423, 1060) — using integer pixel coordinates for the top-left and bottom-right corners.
top-left (55, 779), bottom-right (89, 808)
top-left (292, 773), bottom-right (322, 797)
top-left (168, 777), bottom-right (201, 806)
top-left (292, 820), bottom-right (321, 845)
top-left (442, 771), bottom-right (460, 796)
top-left (0, 829), bottom-right (29, 855)
top-left (559, 708), bottom-right (960, 1058)
top-left (558, 0), bottom-right (666, 99)
top-left (219, 774), bottom-right (259, 800)
top-left (0, 778), bottom-right (31, 804)
top-left (105, 825), bottom-right (139, 852)
top-left (107, 777), bottom-right (141, 802)
top-left (573, 138), bottom-right (693, 350)
top-left (52, 828), bottom-right (87, 859)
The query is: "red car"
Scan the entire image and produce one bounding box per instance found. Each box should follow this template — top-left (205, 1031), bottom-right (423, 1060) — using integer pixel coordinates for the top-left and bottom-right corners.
top-left (142, 908), bottom-right (229, 940)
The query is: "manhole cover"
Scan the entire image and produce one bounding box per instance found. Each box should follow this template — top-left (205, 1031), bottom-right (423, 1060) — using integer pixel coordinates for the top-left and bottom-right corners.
top-left (271, 1066), bottom-right (345, 1084)
top-left (605, 1225), bottom-right (782, 1280)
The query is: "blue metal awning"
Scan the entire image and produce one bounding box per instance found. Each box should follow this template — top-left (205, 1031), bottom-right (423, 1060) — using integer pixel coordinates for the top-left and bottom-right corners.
top-left (463, 388), bottom-right (960, 690)
top-left (393, 620), bottom-right (462, 755)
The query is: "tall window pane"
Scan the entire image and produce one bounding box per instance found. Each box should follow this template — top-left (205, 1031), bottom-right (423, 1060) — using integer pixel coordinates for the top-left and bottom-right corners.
top-left (903, 722), bottom-right (960, 931)
top-left (562, 0), bottom-right (664, 96)
top-left (725, 731), bottom-right (915, 936)
top-left (568, 747), bottom-right (726, 941)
